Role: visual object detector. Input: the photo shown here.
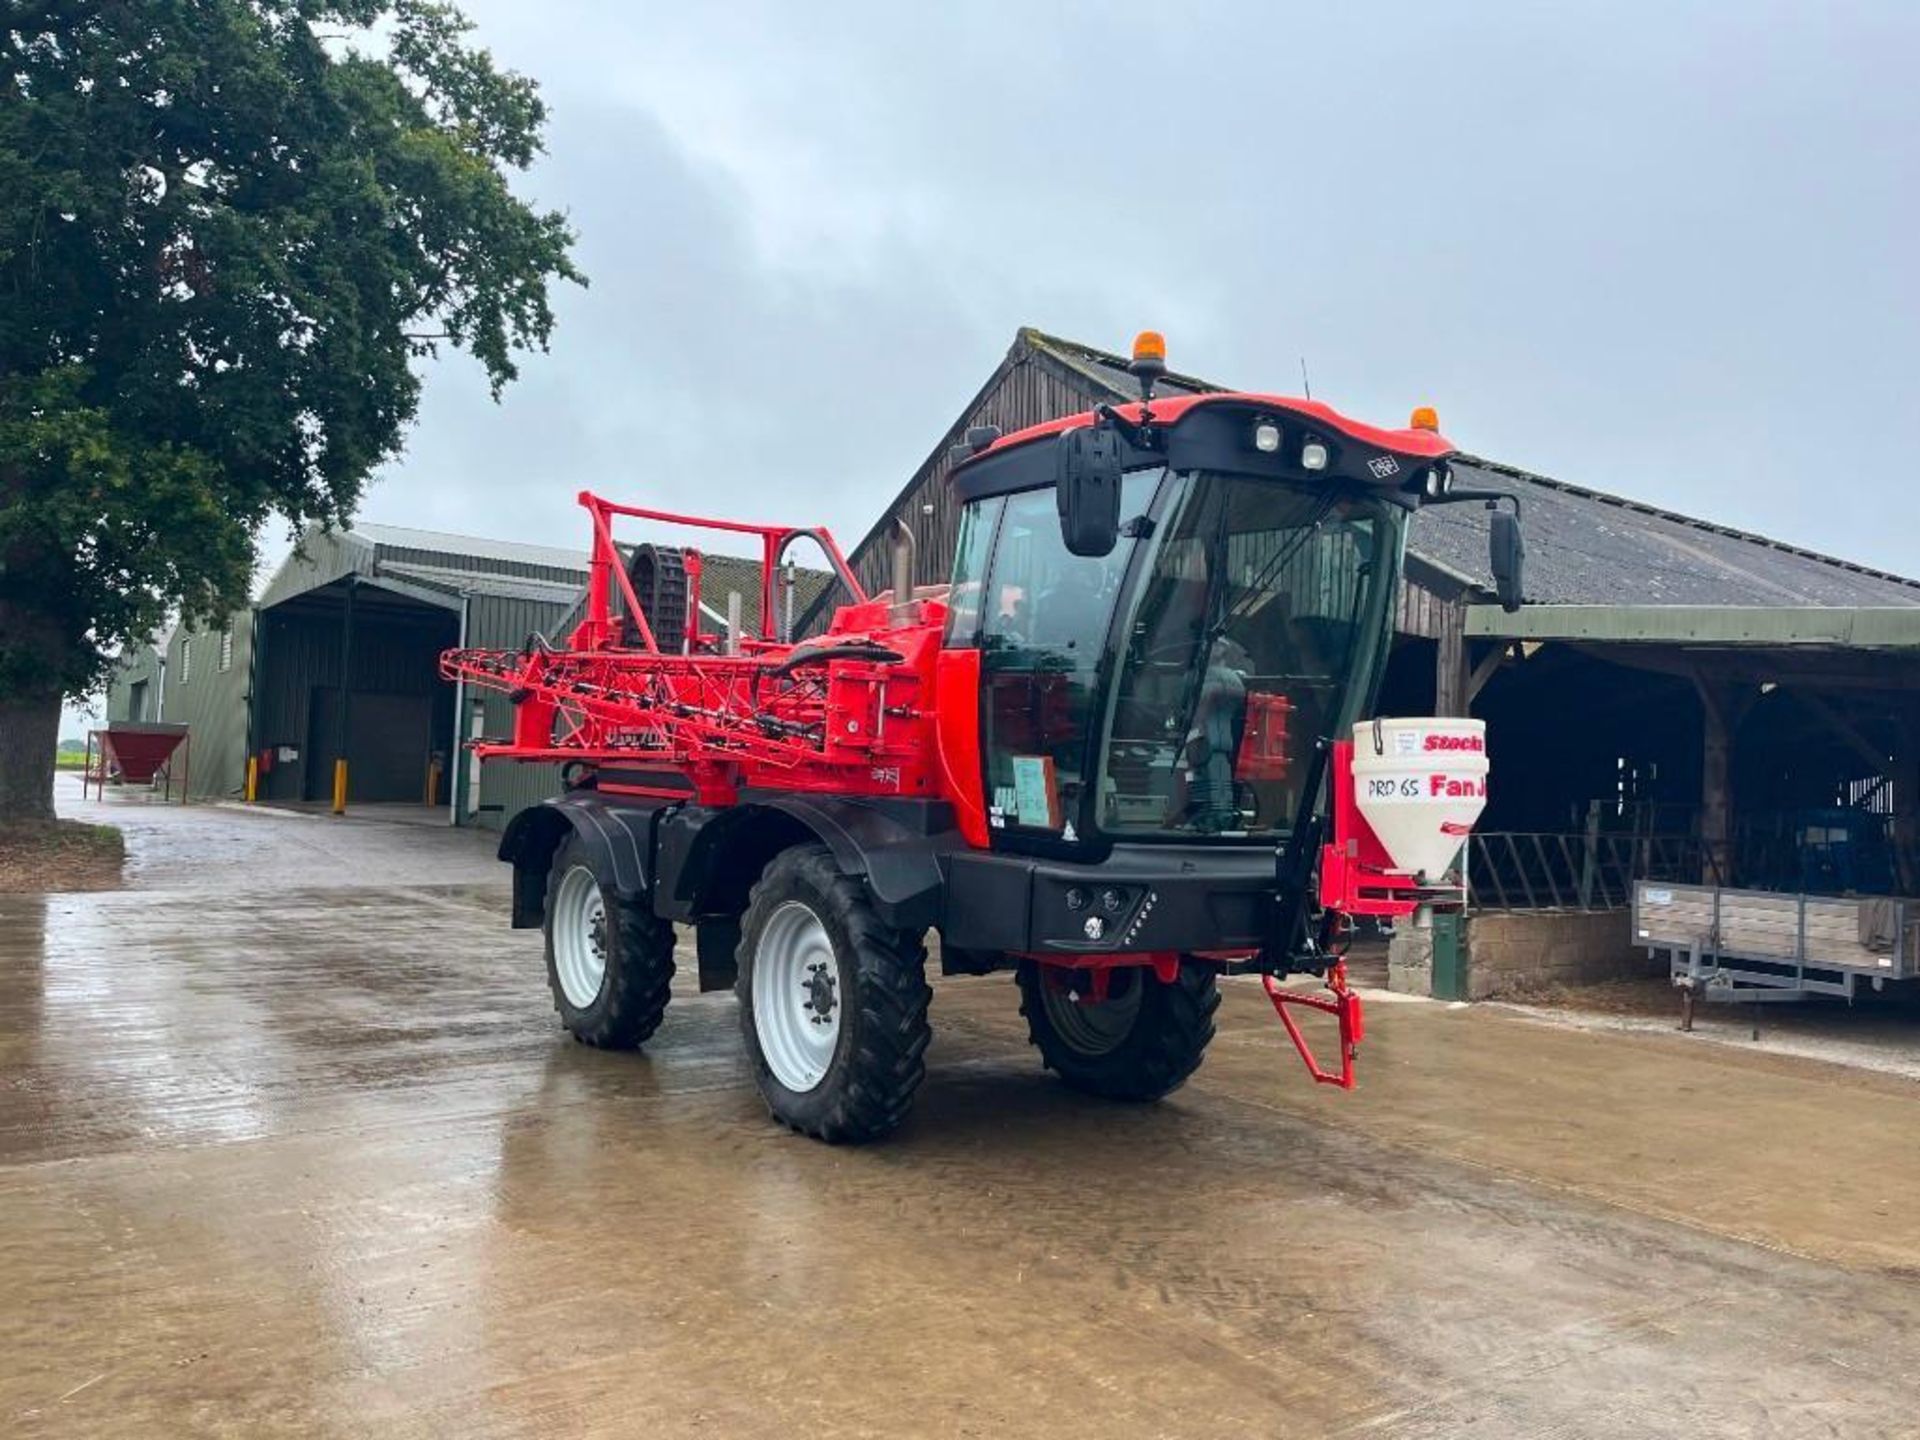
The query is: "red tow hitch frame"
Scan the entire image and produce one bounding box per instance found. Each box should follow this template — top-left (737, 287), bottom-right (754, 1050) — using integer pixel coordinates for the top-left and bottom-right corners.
top-left (1262, 960), bottom-right (1365, 1090)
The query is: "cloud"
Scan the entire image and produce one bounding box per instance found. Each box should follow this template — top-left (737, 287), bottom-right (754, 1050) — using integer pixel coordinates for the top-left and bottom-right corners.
top-left (362, 0), bottom-right (1920, 581)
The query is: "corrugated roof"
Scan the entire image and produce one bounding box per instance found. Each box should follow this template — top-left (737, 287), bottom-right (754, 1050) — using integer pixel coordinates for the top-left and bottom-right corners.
top-left (345, 521), bottom-right (588, 576)
top-left (376, 560), bottom-right (586, 604)
top-left (1021, 331), bottom-right (1920, 610)
top-left (260, 519), bottom-right (592, 611)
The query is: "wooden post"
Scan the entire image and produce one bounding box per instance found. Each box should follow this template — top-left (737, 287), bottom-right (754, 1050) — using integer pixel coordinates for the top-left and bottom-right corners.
top-left (1895, 710), bottom-right (1920, 895)
top-left (1435, 603), bottom-right (1469, 717)
top-left (1695, 677), bottom-right (1731, 885)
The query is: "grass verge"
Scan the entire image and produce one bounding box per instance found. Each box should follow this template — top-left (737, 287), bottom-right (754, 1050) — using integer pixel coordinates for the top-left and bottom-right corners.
top-left (0, 819), bottom-right (127, 894)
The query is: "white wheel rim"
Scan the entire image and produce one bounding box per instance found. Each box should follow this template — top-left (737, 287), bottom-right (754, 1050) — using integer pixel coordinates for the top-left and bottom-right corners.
top-left (752, 900), bottom-right (841, 1093)
top-left (552, 865), bottom-right (608, 1008)
top-left (1041, 969), bottom-right (1144, 1057)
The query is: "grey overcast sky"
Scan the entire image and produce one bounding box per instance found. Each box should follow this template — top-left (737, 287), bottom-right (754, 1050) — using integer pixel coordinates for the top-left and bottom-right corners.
top-left (362, 0), bottom-right (1917, 574)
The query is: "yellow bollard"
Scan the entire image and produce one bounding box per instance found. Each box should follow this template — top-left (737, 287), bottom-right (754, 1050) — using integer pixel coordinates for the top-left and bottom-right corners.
top-left (331, 758), bottom-right (348, 815)
top-left (245, 755), bottom-right (259, 803)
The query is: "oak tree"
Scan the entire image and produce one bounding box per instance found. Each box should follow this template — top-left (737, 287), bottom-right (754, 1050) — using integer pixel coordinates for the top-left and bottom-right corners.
top-left (1, 0), bottom-right (584, 817)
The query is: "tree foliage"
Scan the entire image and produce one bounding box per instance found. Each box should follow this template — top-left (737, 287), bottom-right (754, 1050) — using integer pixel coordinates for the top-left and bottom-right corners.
top-left (0, 0), bottom-right (585, 704)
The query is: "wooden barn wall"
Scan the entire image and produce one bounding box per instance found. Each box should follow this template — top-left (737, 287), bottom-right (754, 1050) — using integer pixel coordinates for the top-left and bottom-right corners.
top-left (1396, 577), bottom-right (1447, 640)
top-left (848, 356), bottom-right (1101, 599)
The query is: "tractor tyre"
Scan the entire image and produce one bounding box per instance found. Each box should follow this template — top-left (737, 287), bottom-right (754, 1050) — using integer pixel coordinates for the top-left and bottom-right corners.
top-left (736, 844), bottom-right (932, 1143)
top-left (543, 833), bottom-right (676, 1049)
top-left (1018, 959), bottom-right (1220, 1101)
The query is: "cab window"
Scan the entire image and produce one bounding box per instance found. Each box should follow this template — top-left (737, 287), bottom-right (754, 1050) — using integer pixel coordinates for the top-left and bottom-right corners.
top-left (975, 471), bottom-right (1160, 839)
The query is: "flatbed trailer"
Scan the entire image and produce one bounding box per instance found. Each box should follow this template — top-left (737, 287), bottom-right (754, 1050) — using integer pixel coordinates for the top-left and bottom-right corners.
top-left (1635, 879), bottom-right (1918, 1025)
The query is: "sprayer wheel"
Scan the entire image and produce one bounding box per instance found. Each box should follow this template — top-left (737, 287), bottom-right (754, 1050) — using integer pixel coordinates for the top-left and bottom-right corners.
top-left (1017, 959), bottom-right (1219, 1101)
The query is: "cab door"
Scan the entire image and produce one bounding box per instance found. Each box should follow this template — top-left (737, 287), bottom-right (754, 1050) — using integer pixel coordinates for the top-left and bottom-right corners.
top-left (959, 474), bottom-right (1158, 850)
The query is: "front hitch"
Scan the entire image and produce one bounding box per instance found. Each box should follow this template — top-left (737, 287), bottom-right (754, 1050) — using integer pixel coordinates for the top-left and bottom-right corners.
top-left (1263, 959), bottom-right (1365, 1089)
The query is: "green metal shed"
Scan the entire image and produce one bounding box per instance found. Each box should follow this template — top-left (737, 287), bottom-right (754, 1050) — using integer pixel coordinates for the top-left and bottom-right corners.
top-left (111, 522), bottom-right (587, 828)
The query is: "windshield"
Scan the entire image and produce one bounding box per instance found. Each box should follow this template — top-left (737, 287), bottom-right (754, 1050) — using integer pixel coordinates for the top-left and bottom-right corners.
top-left (966, 469), bottom-right (1399, 846)
top-left (1101, 472), bottom-right (1394, 837)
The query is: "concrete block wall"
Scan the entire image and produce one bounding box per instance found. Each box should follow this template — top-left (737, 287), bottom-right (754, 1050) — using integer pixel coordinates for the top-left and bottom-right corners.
top-left (1385, 909), bottom-right (1658, 999)
top-left (1465, 909), bottom-right (1656, 999)
top-left (1387, 927), bottom-right (1434, 996)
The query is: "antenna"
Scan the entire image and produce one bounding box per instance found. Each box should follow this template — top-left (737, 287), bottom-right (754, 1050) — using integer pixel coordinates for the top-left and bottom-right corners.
top-left (1299, 356), bottom-right (1313, 400)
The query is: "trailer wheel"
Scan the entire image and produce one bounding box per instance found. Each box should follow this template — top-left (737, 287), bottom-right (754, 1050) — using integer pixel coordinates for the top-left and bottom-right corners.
top-left (736, 844), bottom-right (931, 1142)
top-left (543, 834), bottom-right (676, 1049)
top-left (1018, 959), bottom-right (1219, 1101)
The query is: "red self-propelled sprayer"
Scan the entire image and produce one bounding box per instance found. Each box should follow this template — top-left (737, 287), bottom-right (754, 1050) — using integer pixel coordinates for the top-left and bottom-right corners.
top-left (444, 333), bottom-right (1524, 1142)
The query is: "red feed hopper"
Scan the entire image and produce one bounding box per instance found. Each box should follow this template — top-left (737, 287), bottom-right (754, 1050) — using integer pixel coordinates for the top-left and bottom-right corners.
top-left (86, 723), bottom-right (191, 800)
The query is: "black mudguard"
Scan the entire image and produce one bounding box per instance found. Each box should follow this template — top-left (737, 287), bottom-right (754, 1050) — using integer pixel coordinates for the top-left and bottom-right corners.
top-left (654, 794), bottom-right (961, 934)
top-left (497, 792), bottom-right (668, 928)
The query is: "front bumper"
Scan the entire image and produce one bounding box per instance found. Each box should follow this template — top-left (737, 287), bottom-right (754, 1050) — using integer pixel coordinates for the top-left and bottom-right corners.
top-left (942, 844), bottom-right (1276, 956)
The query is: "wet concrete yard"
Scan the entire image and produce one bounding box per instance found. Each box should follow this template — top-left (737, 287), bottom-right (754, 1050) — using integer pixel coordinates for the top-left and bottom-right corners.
top-left (5, 795), bottom-right (1920, 1437)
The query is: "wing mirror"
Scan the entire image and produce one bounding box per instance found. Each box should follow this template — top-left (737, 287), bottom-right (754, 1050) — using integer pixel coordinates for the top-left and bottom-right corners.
top-left (1489, 507), bottom-right (1525, 613)
top-left (1055, 426), bottom-right (1123, 557)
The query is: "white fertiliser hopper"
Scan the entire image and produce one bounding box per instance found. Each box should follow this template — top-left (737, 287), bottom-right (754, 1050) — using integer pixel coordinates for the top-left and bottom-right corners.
top-left (1350, 717), bottom-right (1489, 880)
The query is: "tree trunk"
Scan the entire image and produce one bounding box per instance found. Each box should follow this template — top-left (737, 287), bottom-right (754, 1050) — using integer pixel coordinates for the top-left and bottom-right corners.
top-left (0, 689), bottom-right (61, 822)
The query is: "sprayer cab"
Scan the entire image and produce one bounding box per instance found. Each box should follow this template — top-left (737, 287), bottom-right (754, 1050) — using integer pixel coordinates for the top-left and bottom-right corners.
top-left (941, 367), bottom-right (1505, 864)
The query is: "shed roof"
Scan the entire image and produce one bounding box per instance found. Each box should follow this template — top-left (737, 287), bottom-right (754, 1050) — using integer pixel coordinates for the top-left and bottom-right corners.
top-left (376, 560), bottom-right (586, 605)
top-left (260, 520), bottom-right (591, 612)
top-left (1016, 330), bottom-right (1920, 610)
top-left (346, 522), bottom-right (588, 575)
top-left (1423, 459), bottom-right (1920, 608)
